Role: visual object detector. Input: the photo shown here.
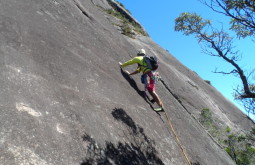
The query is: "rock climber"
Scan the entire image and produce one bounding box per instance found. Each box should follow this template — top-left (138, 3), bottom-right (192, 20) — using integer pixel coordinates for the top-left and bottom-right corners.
top-left (119, 49), bottom-right (163, 111)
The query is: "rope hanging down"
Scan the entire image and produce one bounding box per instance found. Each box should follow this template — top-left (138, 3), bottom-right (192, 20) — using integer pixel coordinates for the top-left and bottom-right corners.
top-left (163, 110), bottom-right (192, 165)
top-left (158, 78), bottom-right (192, 165)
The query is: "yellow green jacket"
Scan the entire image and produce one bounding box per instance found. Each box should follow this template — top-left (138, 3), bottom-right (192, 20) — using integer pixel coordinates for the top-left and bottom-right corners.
top-left (122, 56), bottom-right (151, 74)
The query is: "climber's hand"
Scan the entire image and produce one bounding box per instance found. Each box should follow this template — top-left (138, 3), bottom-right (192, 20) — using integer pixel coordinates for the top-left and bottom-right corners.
top-left (119, 62), bottom-right (123, 68)
top-left (125, 70), bottom-right (130, 75)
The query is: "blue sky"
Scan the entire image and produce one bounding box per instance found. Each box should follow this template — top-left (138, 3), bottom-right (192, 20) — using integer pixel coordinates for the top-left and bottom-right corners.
top-left (116, 0), bottom-right (254, 117)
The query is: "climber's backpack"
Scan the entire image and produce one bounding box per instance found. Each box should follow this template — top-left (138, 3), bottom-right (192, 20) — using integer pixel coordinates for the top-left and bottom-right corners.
top-left (143, 55), bottom-right (159, 71)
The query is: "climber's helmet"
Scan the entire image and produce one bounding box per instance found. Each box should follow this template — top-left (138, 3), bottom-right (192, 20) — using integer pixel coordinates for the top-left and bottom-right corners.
top-left (137, 49), bottom-right (146, 56)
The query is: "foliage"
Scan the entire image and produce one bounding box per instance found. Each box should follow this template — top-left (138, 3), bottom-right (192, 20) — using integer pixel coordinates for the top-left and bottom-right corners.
top-left (199, 108), bottom-right (213, 126)
top-left (121, 21), bottom-right (135, 38)
top-left (105, 3), bottom-right (147, 37)
top-left (236, 84), bottom-right (255, 115)
top-left (116, 1), bottom-right (131, 14)
top-left (105, 9), bottom-right (124, 20)
top-left (175, 12), bottom-right (211, 36)
top-left (199, 108), bottom-right (222, 138)
top-left (199, 108), bottom-right (255, 164)
top-left (224, 129), bottom-right (255, 165)
top-left (199, 0), bottom-right (255, 38)
top-left (174, 2), bottom-right (255, 115)
top-left (132, 22), bottom-right (148, 36)
top-left (226, 126), bottom-right (231, 133)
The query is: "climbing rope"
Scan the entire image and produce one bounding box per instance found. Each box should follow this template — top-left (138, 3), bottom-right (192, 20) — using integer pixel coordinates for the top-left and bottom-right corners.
top-left (157, 77), bottom-right (192, 165)
top-left (141, 72), bottom-right (191, 164)
top-left (163, 110), bottom-right (192, 165)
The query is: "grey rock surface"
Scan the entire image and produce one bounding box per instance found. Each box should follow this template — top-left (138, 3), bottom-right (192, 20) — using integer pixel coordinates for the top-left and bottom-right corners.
top-left (0, 0), bottom-right (253, 165)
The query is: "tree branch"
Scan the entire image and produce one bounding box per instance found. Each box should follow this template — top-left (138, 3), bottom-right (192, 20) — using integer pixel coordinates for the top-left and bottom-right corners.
top-left (213, 68), bottom-right (238, 75)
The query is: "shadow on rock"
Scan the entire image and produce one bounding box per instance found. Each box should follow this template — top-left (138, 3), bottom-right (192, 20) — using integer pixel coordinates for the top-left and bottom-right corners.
top-left (120, 68), bottom-right (145, 98)
top-left (120, 68), bottom-right (154, 110)
top-left (80, 108), bottom-right (165, 165)
top-left (111, 107), bottom-right (138, 134)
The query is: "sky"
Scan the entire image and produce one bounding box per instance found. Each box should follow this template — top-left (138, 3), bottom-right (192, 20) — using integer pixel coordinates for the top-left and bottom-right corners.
top-left (116, 0), bottom-right (254, 118)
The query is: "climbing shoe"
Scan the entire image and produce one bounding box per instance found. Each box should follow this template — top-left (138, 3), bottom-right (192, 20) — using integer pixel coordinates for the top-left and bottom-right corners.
top-left (154, 107), bottom-right (164, 112)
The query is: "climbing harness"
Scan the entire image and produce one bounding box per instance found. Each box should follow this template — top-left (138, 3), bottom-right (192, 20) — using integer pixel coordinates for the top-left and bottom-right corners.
top-left (151, 71), bottom-right (161, 83)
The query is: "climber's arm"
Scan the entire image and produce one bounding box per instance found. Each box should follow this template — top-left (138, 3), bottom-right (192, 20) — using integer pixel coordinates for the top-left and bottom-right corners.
top-left (119, 57), bottom-right (141, 68)
top-left (129, 70), bottom-right (139, 75)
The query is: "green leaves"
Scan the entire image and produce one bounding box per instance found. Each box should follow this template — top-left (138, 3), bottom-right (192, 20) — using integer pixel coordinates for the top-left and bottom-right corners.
top-left (175, 12), bottom-right (211, 35)
top-left (174, 12), bottom-right (234, 57)
top-left (230, 18), bottom-right (255, 38)
top-left (224, 130), bottom-right (255, 165)
top-left (199, 108), bottom-right (213, 126)
top-left (175, 1), bottom-right (255, 114)
top-left (203, 0), bottom-right (255, 38)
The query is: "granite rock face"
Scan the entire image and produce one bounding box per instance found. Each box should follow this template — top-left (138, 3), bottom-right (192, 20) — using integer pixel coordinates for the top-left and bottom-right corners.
top-left (0, 0), bottom-right (254, 165)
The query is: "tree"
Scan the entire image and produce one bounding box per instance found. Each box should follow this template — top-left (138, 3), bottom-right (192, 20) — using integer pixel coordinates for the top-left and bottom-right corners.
top-left (199, 0), bottom-right (255, 38)
top-left (224, 128), bottom-right (255, 165)
top-left (174, 1), bottom-right (255, 115)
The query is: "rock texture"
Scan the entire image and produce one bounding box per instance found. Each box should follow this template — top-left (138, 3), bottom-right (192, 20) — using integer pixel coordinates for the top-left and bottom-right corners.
top-left (0, 0), bottom-right (254, 165)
